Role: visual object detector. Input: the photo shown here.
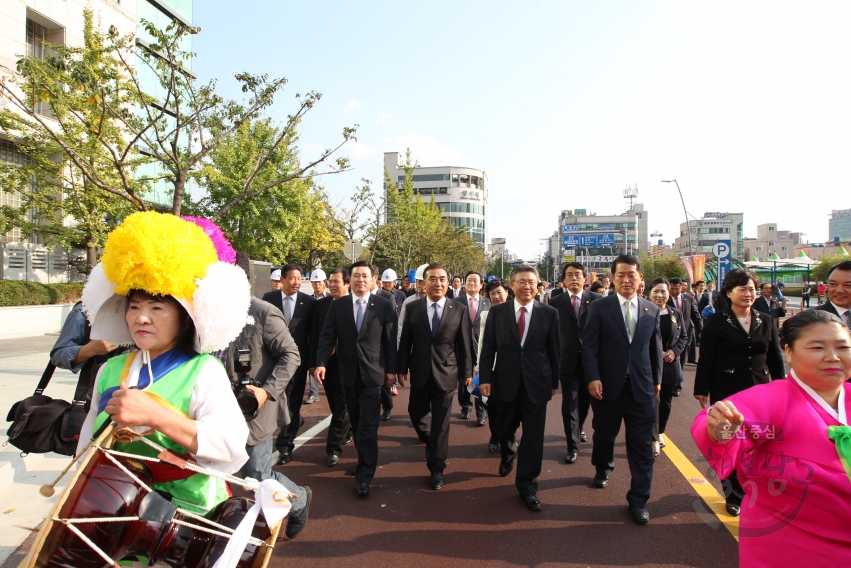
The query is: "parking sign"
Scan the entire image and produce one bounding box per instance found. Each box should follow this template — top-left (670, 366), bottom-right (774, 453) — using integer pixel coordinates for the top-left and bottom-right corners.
top-left (713, 240), bottom-right (732, 288)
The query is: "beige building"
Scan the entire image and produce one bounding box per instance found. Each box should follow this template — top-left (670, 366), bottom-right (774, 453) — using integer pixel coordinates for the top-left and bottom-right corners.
top-left (743, 223), bottom-right (808, 261)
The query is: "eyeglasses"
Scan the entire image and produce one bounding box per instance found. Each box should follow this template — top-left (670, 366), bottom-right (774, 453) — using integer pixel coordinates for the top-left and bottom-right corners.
top-left (513, 280), bottom-right (538, 287)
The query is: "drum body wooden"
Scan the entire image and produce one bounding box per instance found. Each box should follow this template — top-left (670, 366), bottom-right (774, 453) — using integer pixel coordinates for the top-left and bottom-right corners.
top-left (29, 451), bottom-right (275, 568)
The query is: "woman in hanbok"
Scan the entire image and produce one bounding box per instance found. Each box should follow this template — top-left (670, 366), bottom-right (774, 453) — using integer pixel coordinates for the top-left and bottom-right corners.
top-left (691, 309), bottom-right (851, 567)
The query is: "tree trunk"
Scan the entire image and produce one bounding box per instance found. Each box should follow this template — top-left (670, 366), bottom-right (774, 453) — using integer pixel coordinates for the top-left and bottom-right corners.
top-left (86, 244), bottom-right (97, 275)
top-left (172, 173), bottom-right (185, 216)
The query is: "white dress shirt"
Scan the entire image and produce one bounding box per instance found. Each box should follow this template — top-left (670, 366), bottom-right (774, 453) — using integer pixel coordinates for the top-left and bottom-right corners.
top-left (514, 298), bottom-right (534, 346)
top-left (830, 301), bottom-right (849, 321)
top-left (466, 293), bottom-right (479, 318)
top-left (353, 291), bottom-right (371, 322)
top-left (616, 292), bottom-right (639, 342)
top-left (567, 290), bottom-right (583, 311)
top-left (427, 296), bottom-right (447, 326)
top-left (281, 291), bottom-right (298, 321)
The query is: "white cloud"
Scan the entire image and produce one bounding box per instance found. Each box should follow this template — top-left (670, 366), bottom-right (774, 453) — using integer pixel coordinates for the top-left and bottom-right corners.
top-left (346, 100), bottom-right (364, 111)
top-left (378, 132), bottom-right (473, 168)
top-left (376, 111), bottom-right (394, 122)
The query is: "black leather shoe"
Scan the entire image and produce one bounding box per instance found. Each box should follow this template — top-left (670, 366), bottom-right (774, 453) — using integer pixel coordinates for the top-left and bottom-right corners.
top-left (343, 434), bottom-right (354, 445)
top-left (673, 388), bottom-right (682, 397)
top-left (284, 487), bottom-right (312, 539)
top-left (356, 482), bottom-right (370, 496)
top-left (630, 507), bottom-right (650, 524)
top-left (594, 475), bottom-right (609, 488)
top-left (381, 410), bottom-right (391, 421)
top-left (430, 472), bottom-right (444, 490)
top-left (580, 431), bottom-right (587, 443)
top-left (488, 443), bottom-right (498, 453)
top-left (275, 451), bottom-right (292, 466)
top-left (461, 411), bottom-right (471, 419)
top-left (326, 454), bottom-right (339, 467)
top-left (476, 416), bottom-right (486, 426)
top-left (499, 460), bottom-right (514, 477)
top-left (564, 452), bottom-right (578, 464)
top-left (726, 503), bottom-right (741, 517)
top-left (524, 494), bottom-right (542, 512)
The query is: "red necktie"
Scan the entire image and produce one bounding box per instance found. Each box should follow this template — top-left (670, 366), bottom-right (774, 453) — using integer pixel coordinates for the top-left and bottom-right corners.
top-left (572, 294), bottom-right (580, 315)
top-left (676, 296), bottom-right (682, 311)
top-left (469, 297), bottom-right (477, 323)
top-left (517, 306), bottom-right (527, 342)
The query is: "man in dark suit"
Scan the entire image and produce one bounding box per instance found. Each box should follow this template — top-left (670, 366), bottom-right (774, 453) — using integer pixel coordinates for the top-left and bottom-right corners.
top-left (398, 264), bottom-right (473, 490)
top-left (380, 268), bottom-right (407, 316)
top-left (550, 281), bottom-right (566, 299)
top-left (453, 271), bottom-right (491, 424)
top-left (370, 264), bottom-right (396, 417)
top-left (261, 264), bottom-right (316, 465)
top-left (549, 262), bottom-right (601, 464)
top-left (308, 267), bottom-right (353, 467)
top-left (448, 275), bottom-right (463, 300)
top-left (814, 260), bottom-right (851, 327)
top-left (315, 261), bottom-right (398, 496)
top-left (479, 264), bottom-right (560, 512)
top-left (582, 255), bottom-right (663, 525)
top-left (667, 278), bottom-right (701, 369)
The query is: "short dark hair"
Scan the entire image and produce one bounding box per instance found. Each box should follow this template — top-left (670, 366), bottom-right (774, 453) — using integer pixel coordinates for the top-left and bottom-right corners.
top-left (453, 275), bottom-right (463, 283)
top-left (589, 281), bottom-right (605, 293)
top-left (486, 278), bottom-right (510, 294)
top-left (780, 309), bottom-right (848, 349)
top-left (126, 290), bottom-right (196, 355)
top-left (370, 264), bottom-right (380, 277)
top-left (759, 282), bottom-right (773, 290)
top-left (424, 264), bottom-right (448, 280)
top-left (648, 277), bottom-right (670, 291)
top-left (350, 261), bottom-right (374, 276)
top-left (561, 262), bottom-right (586, 280)
top-left (669, 277), bottom-right (682, 285)
top-left (611, 255), bottom-right (641, 274)
top-left (695, 280), bottom-right (705, 285)
top-left (510, 264), bottom-right (539, 281)
top-left (329, 267), bottom-right (350, 284)
top-left (280, 264), bottom-right (303, 279)
top-left (828, 260), bottom-right (851, 280)
top-left (464, 271), bottom-right (483, 283)
top-left (720, 269), bottom-right (759, 300)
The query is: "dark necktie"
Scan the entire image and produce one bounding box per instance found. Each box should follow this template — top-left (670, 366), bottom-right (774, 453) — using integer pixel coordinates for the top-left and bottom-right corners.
top-left (431, 303), bottom-right (440, 337)
top-left (572, 294), bottom-right (580, 315)
top-left (517, 306), bottom-right (527, 344)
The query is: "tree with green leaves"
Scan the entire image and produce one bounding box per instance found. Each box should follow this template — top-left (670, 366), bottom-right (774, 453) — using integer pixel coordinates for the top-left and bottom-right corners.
top-left (639, 254), bottom-right (687, 284)
top-left (812, 253), bottom-right (850, 282)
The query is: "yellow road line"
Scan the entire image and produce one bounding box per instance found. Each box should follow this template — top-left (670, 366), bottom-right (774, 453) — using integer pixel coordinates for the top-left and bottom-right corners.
top-left (663, 435), bottom-right (739, 540)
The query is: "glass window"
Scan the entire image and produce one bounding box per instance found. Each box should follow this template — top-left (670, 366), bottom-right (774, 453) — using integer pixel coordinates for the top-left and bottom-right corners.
top-left (452, 174), bottom-right (459, 186)
top-left (459, 174), bottom-right (469, 187)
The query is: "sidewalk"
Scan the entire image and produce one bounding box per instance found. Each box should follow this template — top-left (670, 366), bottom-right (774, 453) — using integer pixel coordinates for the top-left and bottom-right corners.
top-left (0, 334), bottom-right (77, 565)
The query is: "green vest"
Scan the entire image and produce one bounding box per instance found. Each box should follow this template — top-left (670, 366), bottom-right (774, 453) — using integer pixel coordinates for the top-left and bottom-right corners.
top-left (94, 352), bottom-right (230, 514)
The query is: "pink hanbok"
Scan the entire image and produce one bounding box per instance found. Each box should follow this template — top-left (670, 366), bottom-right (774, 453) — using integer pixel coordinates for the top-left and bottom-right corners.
top-left (691, 373), bottom-right (851, 567)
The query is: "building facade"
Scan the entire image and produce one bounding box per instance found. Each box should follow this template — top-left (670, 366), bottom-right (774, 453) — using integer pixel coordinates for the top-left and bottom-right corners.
top-left (830, 209), bottom-right (851, 241)
top-left (673, 212), bottom-right (744, 261)
top-left (743, 223), bottom-right (807, 261)
top-left (384, 152), bottom-right (488, 245)
top-left (554, 207), bottom-right (647, 273)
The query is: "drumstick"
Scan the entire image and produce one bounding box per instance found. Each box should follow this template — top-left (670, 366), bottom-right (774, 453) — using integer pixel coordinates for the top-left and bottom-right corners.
top-left (39, 437), bottom-right (97, 498)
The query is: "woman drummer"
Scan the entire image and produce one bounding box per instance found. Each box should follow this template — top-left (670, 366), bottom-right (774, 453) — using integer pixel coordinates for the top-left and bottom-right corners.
top-left (77, 212), bottom-right (253, 515)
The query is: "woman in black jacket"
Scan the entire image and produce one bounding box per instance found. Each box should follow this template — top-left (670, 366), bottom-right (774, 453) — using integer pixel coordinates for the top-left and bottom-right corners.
top-left (694, 269), bottom-right (785, 517)
top-left (647, 278), bottom-right (689, 456)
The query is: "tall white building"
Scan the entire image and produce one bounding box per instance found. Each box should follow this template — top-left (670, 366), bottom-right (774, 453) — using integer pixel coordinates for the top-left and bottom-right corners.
top-left (673, 212), bottom-right (744, 261)
top-left (384, 152), bottom-right (488, 245)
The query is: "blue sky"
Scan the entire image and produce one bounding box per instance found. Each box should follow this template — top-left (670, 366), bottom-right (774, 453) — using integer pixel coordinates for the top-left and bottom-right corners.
top-left (192, 1), bottom-right (851, 259)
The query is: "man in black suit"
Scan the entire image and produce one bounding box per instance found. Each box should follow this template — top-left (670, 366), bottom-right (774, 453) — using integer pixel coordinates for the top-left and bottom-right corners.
top-left (261, 264), bottom-right (316, 465)
top-left (550, 281), bottom-right (566, 299)
top-left (308, 267), bottom-right (353, 467)
top-left (398, 264), bottom-right (473, 490)
top-left (668, 278), bottom-right (700, 369)
top-left (453, 271), bottom-right (491, 424)
top-left (447, 275), bottom-right (463, 300)
top-left (315, 261), bottom-right (398, 496)
top-left (479, 264), bottom-right (560, 512)
top-left (549, 262), bottom-right (601, 464)
top-left (370, 264), bottom-right (396, 418)
top-left (582, 255), bottom-right (663, 525)
top-left (814, 260), bottom-right (851, 327)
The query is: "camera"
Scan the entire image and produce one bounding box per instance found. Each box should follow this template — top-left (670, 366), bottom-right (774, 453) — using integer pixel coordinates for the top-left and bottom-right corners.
top-left (232, 349), bottom-right (261, 421)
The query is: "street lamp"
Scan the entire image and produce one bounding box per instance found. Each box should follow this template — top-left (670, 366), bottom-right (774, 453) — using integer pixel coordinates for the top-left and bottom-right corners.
top-left (662, 180), bottom-right (694, 259)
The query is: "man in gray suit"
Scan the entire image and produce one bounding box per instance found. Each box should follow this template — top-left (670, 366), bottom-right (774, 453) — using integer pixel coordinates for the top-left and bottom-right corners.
top-left (453, 271), bottom-right (491, 424)
top-left (582, 254), bottom-right (662, 525)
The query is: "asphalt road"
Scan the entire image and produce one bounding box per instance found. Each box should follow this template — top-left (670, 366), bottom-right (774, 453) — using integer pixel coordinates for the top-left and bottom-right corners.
top-left (268, 365), bottom-right (739, 568)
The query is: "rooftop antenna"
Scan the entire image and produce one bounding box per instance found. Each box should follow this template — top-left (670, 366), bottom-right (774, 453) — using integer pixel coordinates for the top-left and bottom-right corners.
top-left (623, 184), bottom-right (638, 212)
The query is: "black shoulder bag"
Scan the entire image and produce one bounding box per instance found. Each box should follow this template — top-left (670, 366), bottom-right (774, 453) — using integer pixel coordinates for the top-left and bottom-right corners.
top-left (5, 358), bottom-right (95, 457)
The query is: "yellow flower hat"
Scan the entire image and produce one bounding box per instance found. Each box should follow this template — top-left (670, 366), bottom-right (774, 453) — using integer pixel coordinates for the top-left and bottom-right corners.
top-left (82, 211), bottom-right (251, 352)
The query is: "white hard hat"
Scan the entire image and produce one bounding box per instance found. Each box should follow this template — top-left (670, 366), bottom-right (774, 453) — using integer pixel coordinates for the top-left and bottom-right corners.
top-left (270, 269), bottom-right (281, 280)
top-left (381, 268), bottom-right (398, 283)
top-left (310, 268), bottom-right (327, 282)
top-left (415, 264), bottom-right (429, 281)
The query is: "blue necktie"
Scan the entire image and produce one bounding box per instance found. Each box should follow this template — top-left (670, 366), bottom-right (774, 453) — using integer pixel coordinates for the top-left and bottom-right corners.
top-left (431, 303), bottom-right (440, 337)
top-left (355, 298), bottom-right (364, 333)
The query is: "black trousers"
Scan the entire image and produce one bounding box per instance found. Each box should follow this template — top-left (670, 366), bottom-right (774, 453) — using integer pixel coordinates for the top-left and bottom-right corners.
top-left (344, 372), bottom-right (381, 485)
top-left (323, 356), bottom-right (352, 457)
top-left (487, 396), bottom-right (500, 445)
top-left (688, 329), bottom-right (698, 364)
top-left (458, 387), bottom-right (487, 419)
top-left (590, 379), bottom-right (655, 509)
top-left (560, 373), bottom-right (591, 454)
top-left (653, 383), bottom-right (675, 440)
top-left (276, 364), bottom-right (308, 453)
top-left (801, 295), bottom-right (810, 308)
top-left (496, 380), bottom-right (547, 498)
top-left (408, 376), bottom-right (455, 473)
top-left (380, 385), bottom-right (394, 413)
top-left (723, 471), bottom-right (745, 507)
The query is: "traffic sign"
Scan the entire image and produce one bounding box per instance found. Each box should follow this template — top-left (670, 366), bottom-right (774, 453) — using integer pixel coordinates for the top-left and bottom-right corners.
top-left (343, 238), bottom-right (363, 261)
top-left (713, 239), bottom-right (732, 288)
